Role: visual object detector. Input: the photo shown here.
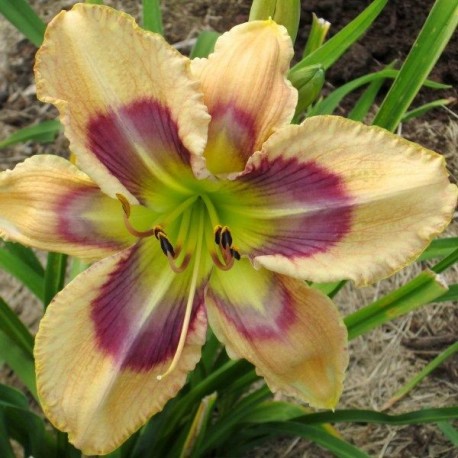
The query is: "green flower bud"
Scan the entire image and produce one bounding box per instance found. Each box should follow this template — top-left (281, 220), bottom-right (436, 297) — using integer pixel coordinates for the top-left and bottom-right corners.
top-left (249, 0), bottom-right (301, 43)
top-left (292, 65), bottom-right (325, 114)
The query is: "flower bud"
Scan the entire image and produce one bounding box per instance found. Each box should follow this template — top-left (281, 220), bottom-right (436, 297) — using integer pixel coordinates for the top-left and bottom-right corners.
top-left (290, 65), bottom-right (325, 114)
top-left (249, 0), bottom-right (301, 43)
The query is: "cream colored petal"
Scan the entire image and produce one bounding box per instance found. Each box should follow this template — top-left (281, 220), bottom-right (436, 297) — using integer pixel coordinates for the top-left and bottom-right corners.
top-left (192, 20), bottom-right (297, 174)
top-left (206, 260), bottom-right (348, 409)
top-left (0, 155), bottom-right (135, 261)
top-left (35, 4), bottom-right (210, 203)
top-left (35, 238), bottom-right (208, 455)
top-left (241, 116), bottom-right (457, 286)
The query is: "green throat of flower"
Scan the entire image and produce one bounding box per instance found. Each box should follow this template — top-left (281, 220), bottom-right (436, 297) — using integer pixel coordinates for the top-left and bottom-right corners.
top-left (115, 191), bottom-right (241, 379)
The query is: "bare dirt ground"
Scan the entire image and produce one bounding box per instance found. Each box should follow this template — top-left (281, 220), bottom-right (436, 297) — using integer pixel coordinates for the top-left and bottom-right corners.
top-left (0, 1), bottom-right (457, 457)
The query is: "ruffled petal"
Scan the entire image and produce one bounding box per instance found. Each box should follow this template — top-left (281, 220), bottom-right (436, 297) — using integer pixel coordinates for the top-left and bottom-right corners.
top-left (35, 4), bottom-right (210, 204)
top-left (0, 155), bottom-right (135, 261)
top-left (206, 260), bottom-right (348, 409)
top-left (35, 237), bottom-right (208, 454)
top-left (192, 20), bottom-right (297, 174)
top-left (222, 116), bottom-right (457, 286)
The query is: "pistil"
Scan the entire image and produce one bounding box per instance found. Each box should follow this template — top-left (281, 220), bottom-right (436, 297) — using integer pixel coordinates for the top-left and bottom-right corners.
top-left (157, 205), bottom-right (204, 380)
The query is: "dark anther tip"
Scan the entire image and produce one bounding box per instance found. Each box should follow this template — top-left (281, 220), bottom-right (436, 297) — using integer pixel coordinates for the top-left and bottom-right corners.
top-left (221, 228), bottom-right (233, 249)
top-left (231, 248), bottom-right (241, 260)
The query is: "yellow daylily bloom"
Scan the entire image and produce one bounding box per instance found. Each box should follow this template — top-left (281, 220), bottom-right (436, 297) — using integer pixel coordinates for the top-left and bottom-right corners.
top-left (0, 4), bottom-right (456, 455)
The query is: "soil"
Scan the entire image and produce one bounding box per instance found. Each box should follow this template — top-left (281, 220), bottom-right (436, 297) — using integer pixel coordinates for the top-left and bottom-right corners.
top-left (0, 1), bottom-right (457, 457)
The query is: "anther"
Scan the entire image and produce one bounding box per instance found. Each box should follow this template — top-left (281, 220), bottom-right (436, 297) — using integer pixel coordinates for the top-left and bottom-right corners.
top-left (231, 247), bottom-right (241, 260)
top-left (220, 227), bottom-right (232, 249)
top-left (214, 225), bottom-right (222, 245)
top-left (212, 224), bottom-right (241, 269)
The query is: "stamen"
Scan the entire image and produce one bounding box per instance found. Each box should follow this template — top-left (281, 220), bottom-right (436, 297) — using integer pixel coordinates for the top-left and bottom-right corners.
top-left (211, 225), bottom-right (240, 270)
top-left (116, 194), bottom-right (156, 238)
top-left (157, 206), bottom-right (204, 381)
top-left (211, 251), bottom-right (234, 270)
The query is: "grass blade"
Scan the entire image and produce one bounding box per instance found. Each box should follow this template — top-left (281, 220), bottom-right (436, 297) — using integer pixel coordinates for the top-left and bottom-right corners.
top-left (3, 242), bottom-right (43, 276)
top-left (43, 252), bottom-right (68, 307)
top-left (0, 247), bottom-right (44, 300)
top-left (437, 421), bottom-right (458, 446)
top-left (190, 31), bottom-right (220, 59)
top-left (348, 62), bottom-right (396, 121)
top-left (432, 247), bottom-right (458, 274)
top-left (0, 120), bottom-right (61, 149)
top-left (309, 69), bottom-right (449, 116)
top-left (290, 0), bottom-right (387, 72)
top-left (0, 0), bottom-right (45, 47)
top-left (296, 407), bottom-right (458, 425)
top-left (373, 0), bottom-right (458, 131)
top-left (252, 422), bottom-right (369, 458)
top-left (142, 0), bottom-right (163, 35)
top-left (344, 270), bottom-right (447, 340)
top-left (383, 341), bottom-right (458, 409)
top-left (401, 98), bottom-right (454, 122)
top-left (0, 331), bottom-right (37, 400)
top-left (436, 284), bottom-right (458, 302)
top-left (419, 237), bottom-right (458, 261)
top-left (0, 297), bottom-right (34, 358)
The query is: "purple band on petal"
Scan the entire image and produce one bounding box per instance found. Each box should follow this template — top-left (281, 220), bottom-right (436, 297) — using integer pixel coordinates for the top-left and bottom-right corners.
top-left (207, 103), bottom-right (256, 162)
top-left (91, 244), bottom-right (204, 371)
top-left (56, 184), bottom-right (123, 250)
top-left (208, 279), bottom-right (296, 340)
top-left (241, 155), bottom-right (353, 257)
top-left (87, 99), bottom-right (190, 199)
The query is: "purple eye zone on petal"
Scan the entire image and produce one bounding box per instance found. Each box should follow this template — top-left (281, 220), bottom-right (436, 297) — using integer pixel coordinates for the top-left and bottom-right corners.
top-left (86, 98), bottom-right (190, 200)
top-left (90, 243), bottom-right (203, 371)
top-left (208, 279), bottom-right (296, 340)
top-left (56, 185), bottom-right (123, 250)
top-left (242, 154), bottom-right (353, 258)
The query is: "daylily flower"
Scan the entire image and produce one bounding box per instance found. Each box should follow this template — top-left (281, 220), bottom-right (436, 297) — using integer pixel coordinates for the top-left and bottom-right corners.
top-left (0, 4), bottom-right (456, 455)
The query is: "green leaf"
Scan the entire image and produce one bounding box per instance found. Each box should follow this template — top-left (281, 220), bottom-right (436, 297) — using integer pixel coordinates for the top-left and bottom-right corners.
top-left (311, 280), bottom-right (346, 298)
top-left (309, 69), bottom-right (449, 116)
top-left (190, 31), bottom-right (220, 59)
top-left (0, 297), bottom-right (34, 357)
top-left (436, 284), bottom-right (458, 302)
top-left (251, 422), bottom-right (369, 458)
top-left (142, 0), bottom-right (163, 35)
top-left (373, 0), bottom-right (458, 131)
top-left (0, 332), bottom-right (37, 400)
top-left (241, 401), bottom-right (308, 423)
top-left (0, 119), bottom-right (61, 149)
top-left (0, 384), bottom-right (51, 458)
top-left (290, 0), bottom-right (388, 72)
top-left (194, 385), bottom-right (271, 456)
top-left (437, 421), bottom-right (458, 446)
top-left (44, 252), bottom-right (68, 307)
top-left (432, 247), bottom-right (458, 274)
top-left (383, 341), bottom-right (458, 409)
top-left (3, 241), bottom-right (44, 276)
top-left (345, 270), bottom-right (447, 340)
top-left (0, 411), bottom-right (17, 458)
top-left (401, 98), bottom-right (454, 122)
top-left (296, 407), bottom-right (458, 425)
top-left (0, 0), bottom-right (46, 47)
top-left (0, 246), bottom-right (44, 300)
top-left (348, 62), bottom-right (396, 121)
top-left (419, 237), bottom-right (458, 261)
top-left (302, 13), bottom-right (330, 57)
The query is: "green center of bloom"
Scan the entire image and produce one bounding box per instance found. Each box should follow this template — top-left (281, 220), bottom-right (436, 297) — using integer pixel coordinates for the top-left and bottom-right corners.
top-left (116, 187), bottom-right (245, 380)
